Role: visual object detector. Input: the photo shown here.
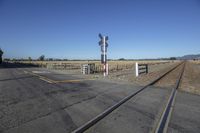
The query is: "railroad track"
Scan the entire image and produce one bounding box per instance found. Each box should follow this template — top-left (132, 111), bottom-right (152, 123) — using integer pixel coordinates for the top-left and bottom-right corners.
top-left (71, 61), bottom-right (186, 133)
top-left (154, 62), bottom-right (185, 133)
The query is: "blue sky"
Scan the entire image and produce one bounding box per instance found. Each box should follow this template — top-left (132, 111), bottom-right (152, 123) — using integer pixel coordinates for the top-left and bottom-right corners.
top-left (0, 0), bottom-right (200, 59)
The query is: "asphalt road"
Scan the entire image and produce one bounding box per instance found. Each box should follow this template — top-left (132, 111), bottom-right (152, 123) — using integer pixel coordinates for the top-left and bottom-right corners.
top-left (168, 91), bottom-right (200, 133)
top-left (0, 65), bottom-right (141, 133)
top-left (85, 86), bottom-right (172, 133)
top-left (0, 64), bottom-right (200, 133)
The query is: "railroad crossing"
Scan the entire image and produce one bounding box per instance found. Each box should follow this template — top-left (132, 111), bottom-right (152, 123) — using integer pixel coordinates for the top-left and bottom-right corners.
top-left (0, 62), bottom-right (199, 133)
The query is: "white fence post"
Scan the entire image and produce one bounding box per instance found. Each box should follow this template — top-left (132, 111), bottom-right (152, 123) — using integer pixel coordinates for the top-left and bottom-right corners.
top-left (135, 62), bottom-right (139, 77)
top-left (106, 63), bottom-right (109, 75)
top-left (103, 64), bottom-right (106, 76)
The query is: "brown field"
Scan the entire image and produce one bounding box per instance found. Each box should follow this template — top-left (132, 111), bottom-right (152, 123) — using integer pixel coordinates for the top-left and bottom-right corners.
top-left (5, 60), bottom-right (177, 73)
top-left (180, 61), bottom-right (200, 95)
top-left (14, 60), bottom-right (176, 71)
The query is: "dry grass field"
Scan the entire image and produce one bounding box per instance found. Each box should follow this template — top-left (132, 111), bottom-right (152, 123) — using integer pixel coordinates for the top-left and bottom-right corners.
top-left (15, 60), bottom-right (175, 72)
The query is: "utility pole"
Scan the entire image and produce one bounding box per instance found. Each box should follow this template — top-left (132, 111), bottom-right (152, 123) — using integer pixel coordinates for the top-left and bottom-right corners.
top-left (99, 33), bottom-right (109, 77)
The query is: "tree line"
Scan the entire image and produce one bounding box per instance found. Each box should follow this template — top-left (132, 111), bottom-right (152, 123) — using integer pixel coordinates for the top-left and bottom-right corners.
top-left (3, 55), bottom-right (70, 62)
top-left (0, 48), bottom-right (3, 64)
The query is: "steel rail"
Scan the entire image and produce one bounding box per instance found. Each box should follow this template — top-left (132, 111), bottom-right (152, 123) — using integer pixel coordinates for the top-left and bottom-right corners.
top-left (155, 62), bottom-right (185, 133)
top-left (71, 62), bottom-right (184, 133)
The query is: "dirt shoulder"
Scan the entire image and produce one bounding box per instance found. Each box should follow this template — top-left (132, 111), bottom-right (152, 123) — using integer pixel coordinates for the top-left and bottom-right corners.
top-left (180, 61), bottom-right (200, 95)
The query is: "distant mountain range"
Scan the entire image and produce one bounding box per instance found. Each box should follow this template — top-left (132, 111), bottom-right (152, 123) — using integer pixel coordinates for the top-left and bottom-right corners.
top-left (177, 54), bottom-right (200, 60)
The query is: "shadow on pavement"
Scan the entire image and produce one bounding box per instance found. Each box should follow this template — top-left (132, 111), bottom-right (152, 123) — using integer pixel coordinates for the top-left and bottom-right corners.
top-left (0, 62), bottom-right (39, 69)
top-left (0, 76), bottom-right (35, 82)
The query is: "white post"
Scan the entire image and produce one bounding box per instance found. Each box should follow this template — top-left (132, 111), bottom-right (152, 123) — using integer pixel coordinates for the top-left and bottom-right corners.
top-left (103, 64), bottom-right (106, 76)
top-left (135, 62), bottom-right (139, 77)
top-left (106, 63), bottom-right (109, 75)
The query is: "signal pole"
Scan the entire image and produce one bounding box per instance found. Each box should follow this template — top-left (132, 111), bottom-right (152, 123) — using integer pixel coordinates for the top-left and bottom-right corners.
top-left (103, 36), bottom-right (106, 76)
top-left (99, 33), bottom-right (109, 77)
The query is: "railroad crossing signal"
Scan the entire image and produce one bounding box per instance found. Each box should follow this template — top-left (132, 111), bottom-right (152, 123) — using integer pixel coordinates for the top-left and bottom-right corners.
top-left (98, 33), bottom-right (109, 76)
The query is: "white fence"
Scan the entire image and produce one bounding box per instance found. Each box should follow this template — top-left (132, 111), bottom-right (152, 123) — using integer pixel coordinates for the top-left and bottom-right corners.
top-left (135, 62), bottom-right (148, 77)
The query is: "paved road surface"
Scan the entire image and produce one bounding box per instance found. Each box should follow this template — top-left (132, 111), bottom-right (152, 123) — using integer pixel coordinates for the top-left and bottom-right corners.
top-left (0, 65), bottom-right (140, 133)
top-left (0, 64), bottom-right (200, 133)
top-left (168, 91), bottom-right (200, 133)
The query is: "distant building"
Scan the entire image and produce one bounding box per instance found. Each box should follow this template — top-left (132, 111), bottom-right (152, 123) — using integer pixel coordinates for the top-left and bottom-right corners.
top-left (0, 48), bottom-right (3, 64)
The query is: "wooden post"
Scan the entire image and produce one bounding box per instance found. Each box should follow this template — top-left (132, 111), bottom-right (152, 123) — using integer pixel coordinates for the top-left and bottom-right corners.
top-left (146, 64), bottom-right (148, 74)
